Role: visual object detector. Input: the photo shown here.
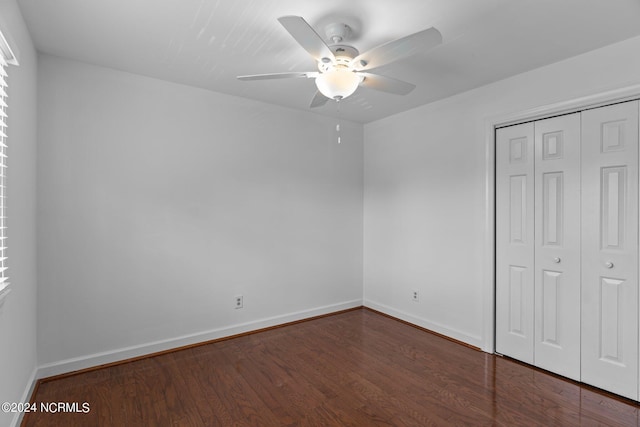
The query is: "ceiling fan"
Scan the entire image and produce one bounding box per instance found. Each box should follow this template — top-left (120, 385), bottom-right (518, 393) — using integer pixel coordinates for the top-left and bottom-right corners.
top-left (237, 16), bottom-right (442, 108)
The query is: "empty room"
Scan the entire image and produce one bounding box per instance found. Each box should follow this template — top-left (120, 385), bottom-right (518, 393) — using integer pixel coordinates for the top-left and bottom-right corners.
top-left (3, 0), bottom-right (640, 425)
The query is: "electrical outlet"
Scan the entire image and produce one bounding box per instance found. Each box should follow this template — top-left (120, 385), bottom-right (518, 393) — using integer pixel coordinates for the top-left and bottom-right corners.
top-left (235, 295), bottom-right (243, 309)
top-left (412, 290), bottom-right (419, 302)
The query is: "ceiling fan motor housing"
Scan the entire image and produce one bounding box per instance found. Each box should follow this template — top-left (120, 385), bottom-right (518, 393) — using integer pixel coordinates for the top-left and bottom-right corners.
top-left (318, 44), bottom-right (359, 72)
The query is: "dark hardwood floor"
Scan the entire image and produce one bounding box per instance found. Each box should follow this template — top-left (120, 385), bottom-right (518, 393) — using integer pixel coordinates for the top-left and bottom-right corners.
top-left (23, 308), bottom-right (640, 426)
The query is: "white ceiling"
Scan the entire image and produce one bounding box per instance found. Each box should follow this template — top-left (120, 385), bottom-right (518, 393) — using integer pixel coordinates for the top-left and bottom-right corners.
top-left (17, 0), bottom-right (640, 123)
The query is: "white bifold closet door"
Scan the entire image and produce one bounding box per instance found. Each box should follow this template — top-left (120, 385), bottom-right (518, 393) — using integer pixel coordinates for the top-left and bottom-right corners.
top-left (496, 113), bottom-right (581, 380)
top-left (581, 101), bottom-right (638, 400)
top-left (497, 100), bottom-right (640, 400)
top-left (534, 113), bottom-right (581, 380)
top-left (496, 122), bottom-right (535, 364)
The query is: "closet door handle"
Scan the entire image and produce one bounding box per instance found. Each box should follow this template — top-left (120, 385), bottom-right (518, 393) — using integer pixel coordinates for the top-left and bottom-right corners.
top-left (605, 261), bottom-right (614, 269)
top-left (553, 257), bottom-right (561, 263)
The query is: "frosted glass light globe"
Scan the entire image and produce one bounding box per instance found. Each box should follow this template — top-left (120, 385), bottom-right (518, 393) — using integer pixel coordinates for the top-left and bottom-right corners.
top-left (315, 69), bottom-right (360, 100)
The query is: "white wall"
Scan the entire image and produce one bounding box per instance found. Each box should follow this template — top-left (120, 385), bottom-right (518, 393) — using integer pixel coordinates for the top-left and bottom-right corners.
top-left (0, 1), bottom-right (38, 426)
top-left (36, 55), bottom-right (363, 372)
top-left (363, 35), bottom-right (640, 350)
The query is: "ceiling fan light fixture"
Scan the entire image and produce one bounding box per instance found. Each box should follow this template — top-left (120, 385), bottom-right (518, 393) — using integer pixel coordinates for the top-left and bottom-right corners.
top-left (237, 16), bottom-right (443, 108)
top-left (315, 69), bottom-right (360, 100)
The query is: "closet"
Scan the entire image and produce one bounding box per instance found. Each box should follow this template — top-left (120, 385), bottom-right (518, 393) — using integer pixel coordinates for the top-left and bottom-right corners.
top-left (495, 100), bottom-right (639, 400)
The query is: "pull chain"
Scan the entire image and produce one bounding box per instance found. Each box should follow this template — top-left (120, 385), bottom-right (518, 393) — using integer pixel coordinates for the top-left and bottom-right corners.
top-left (336, 99), bottom-right (341, 144)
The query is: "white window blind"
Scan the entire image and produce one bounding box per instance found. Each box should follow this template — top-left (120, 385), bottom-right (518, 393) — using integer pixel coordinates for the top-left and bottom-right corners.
top-left (0, 53), bottom-right (8, 296)
top-left (0, 30), bottom-right (16, 306)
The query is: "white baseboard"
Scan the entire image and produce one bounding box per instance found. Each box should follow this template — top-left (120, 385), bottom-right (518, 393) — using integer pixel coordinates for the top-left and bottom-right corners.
top-left (37, 299), bottom-right (362, 379)
top-left (10, 366), bottom-right (37, 427)
top-left (364, 299), bottom-right (484, 350)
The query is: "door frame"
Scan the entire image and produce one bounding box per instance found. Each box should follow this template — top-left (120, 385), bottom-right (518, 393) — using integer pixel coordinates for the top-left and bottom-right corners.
top-left (482, 83), bottom-right (640, 353)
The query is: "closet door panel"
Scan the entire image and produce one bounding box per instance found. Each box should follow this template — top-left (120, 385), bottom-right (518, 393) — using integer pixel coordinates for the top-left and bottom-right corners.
top-left (496, 123), bottom-right (535, 363)
top-left (534, 113), bottom-right (581, 380)
top-left (581, 101), bottom-right (638, 400)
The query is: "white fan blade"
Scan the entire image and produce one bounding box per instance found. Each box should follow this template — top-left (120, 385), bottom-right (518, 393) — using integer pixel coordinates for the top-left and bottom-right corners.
top-left (351, 27), bottom-right (442, 71)
top-left (358, 72), bottom-right (416, 95)
top-left (237, 72), bottom-right (318, 81)
top-left (309, 91), bottom-right (330, 108)
top-left (278, 16), bottom-right (336, 63)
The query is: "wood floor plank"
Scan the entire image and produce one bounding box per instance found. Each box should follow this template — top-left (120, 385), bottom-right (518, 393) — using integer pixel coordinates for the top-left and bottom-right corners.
top-left (23, 308), bottom-right (640, 426)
